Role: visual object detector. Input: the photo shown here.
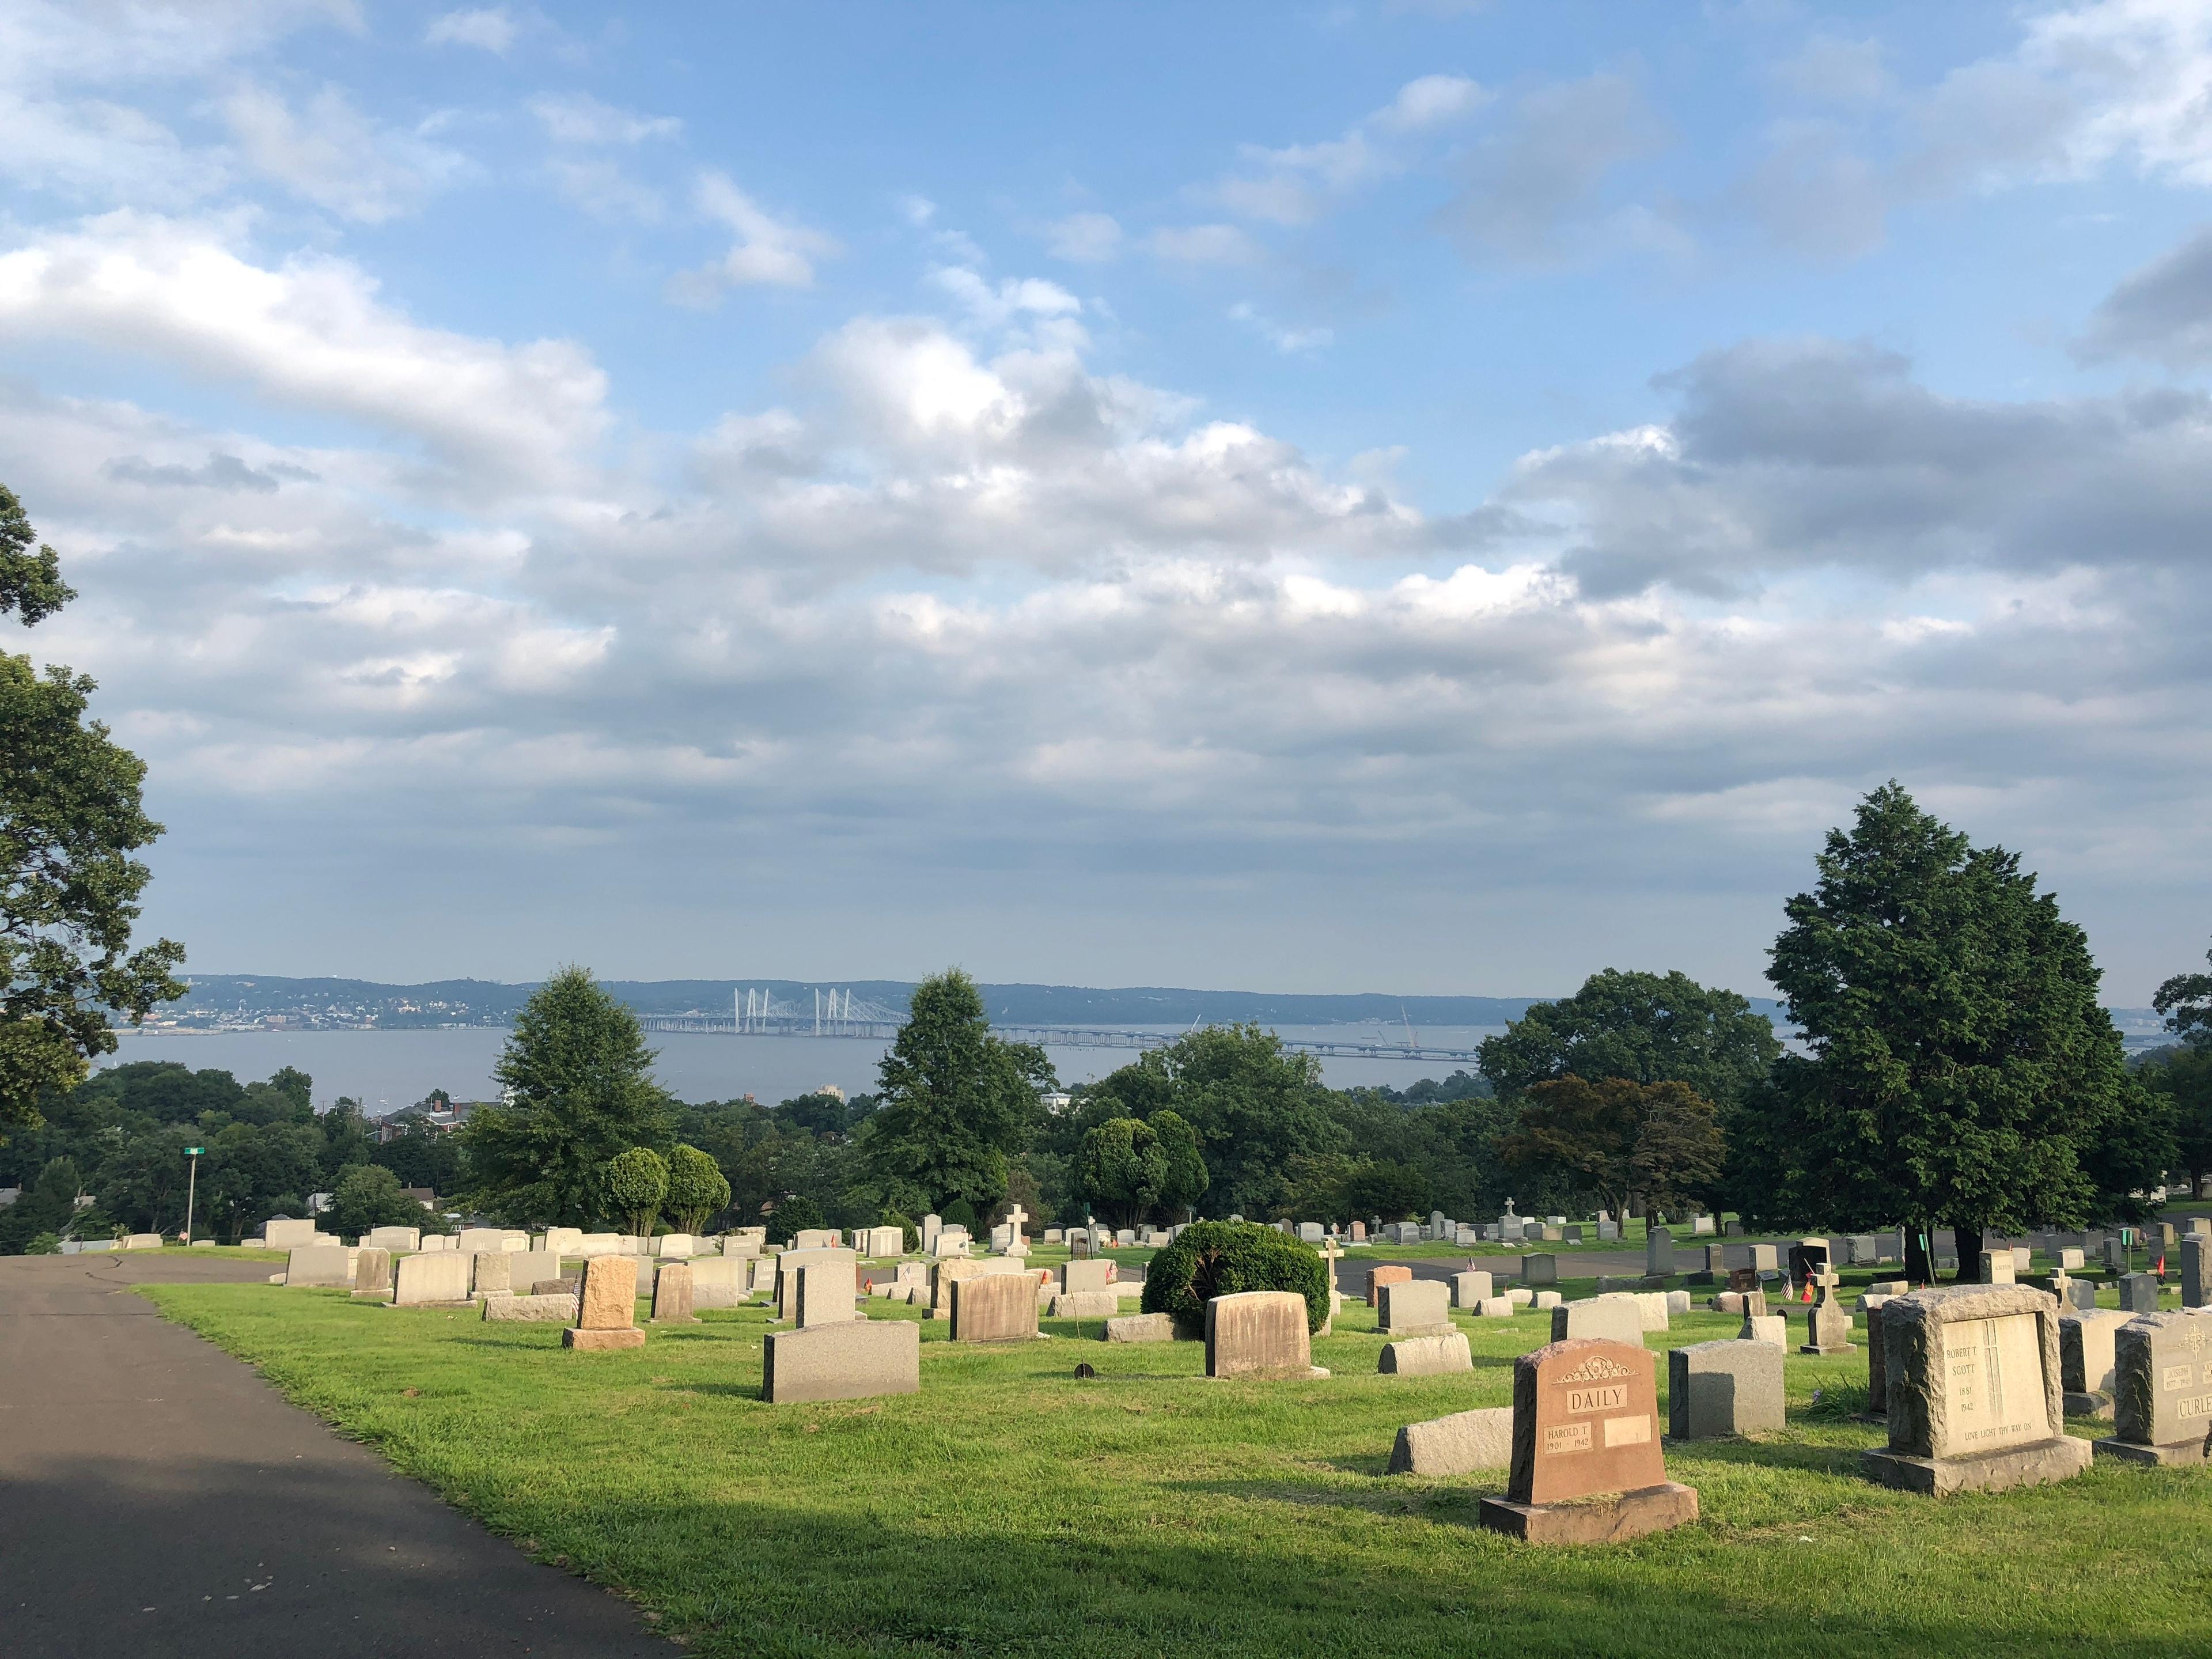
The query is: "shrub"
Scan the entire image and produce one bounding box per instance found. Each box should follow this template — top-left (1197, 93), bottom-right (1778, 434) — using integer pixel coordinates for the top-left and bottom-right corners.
top-left (664, 1143), bottom-right (731, 1234)
top-left (601, 1146), bottom-right (669, 1237)
top-left (940, 1197), bottom-right (978, 1232)
top-left (1139, 1220), bottom-right (1330, 1336)
top-left (881, 1209), bottom-right (919, 1253)
top-left (325, 1164), bottom-right (432, 1240)
top-left (768, 1194), bottom-right (825, 1246)
top-left (24, 1232), bottom-right (59, 1255)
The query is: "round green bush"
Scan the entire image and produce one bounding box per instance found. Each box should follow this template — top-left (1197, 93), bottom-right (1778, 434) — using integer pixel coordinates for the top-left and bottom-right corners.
top-left (1139, 1221), bottom-right (1330, 1336)
top-left (768, 1194), bottom-right (825, 1245)
top-left (940, 1198), bottom-right (978, 1232)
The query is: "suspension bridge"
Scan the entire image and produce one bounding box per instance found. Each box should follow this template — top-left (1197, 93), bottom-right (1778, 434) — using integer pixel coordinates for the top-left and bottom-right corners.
top-left (637, 990), bottom-right (1488, 1063)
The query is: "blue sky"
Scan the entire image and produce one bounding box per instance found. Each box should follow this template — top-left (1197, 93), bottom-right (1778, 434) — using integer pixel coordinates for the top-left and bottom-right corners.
top-left (6, 1), bottom-right (2212, 1003)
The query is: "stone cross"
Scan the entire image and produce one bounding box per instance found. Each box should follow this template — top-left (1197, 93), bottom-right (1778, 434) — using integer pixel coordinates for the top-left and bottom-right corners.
top-left (1318, 1237), bottom-right (1342, 1336)
top-left (1004, 1204), bottom-right (1028, 1247)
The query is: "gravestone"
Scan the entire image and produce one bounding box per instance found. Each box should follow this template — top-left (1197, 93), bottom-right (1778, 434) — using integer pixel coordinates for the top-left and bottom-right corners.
top-left (1552, 1297), bottom-right (1644, 1346)
top-left (1349, 1221), bottom-right (1367, 1243)
top-left (652, 1262), bottom-right (697, 1324)
top-left (1692, 1215), bottom-right (1715, 1236)
top-left (763, 1319), bottom-right (921, 1404)
top-left (1104, 1312), bottom-right (1174, 1342)
top-left (1981, 1250), bottom-right (2016, 1286)
top-left (1646, 1227), bottom-right (1675, 1277)
top-left (392, 1251), bottom-right (471, 1305)
top-left (1476, 1338), bottom-right (1697, 1544)
top-left (1535, 1290), bottom-right (1562, 1310)
top-left (863, 1225), bottom-right (905, 1258)
top-left (484, 1293), bottom-right (577, 1322)
top-left (576, 1234), bottom-right (619, 1257)
top-left (1562, 1225), bottom-right (1584, 1245)
top-left (748, 1256), bottom-right (778, 1294)
top-left (1597, 1220), bottom-right (1619, 1241)
top-left (777, 1248), bottom-right (859, 1320)
top-left (2185, 1236), bottom-right (2210, 1309)
top-left (2058, 1247), bottom-right (2086, 1271)
top-left (1668, 1339), bottom-right (1785, 1439)
top-left (950, 1271), bottom-right (1040, 1342)
top-left (1475, 1297), bottom-right (1515, 1318)
top-left (265, 1219), bottom-right (322, 1249)
top-left (1451, 1270), bottom-right (1494, 1308)
top-left (1521, 1254), bottom-right (1558, 1287)
top-left (1378, 1332), bottom-right (1473, 1376)
top-left (1297, 1221), bottom-right (1324, 1244)
top-left (2092, 1312), bottom-right (2212, 1465)
top-left (1866, 1301), bottom-right (1889, 1415)
top-left (363, 1226), bottom-right (420, 1253)
top-left (2119, 1272), bottom-right (2160, 1314)
top-left (1316, 1237), bottom-right (1342, 1336)
top-left (469, 1252), bottom-right (514, 1297)
top-left (1801, 1270), bottom-right (1854, 1354)
top-left (1742, 1313), bottom-right (1787, 1348)
top-left (1062, 1259), bottom-right (1113, 1294)
top-left (920, 1213), bottom-right (942, 1253)
top-left (1205, 1290), bottom-right (1320, 1379)
top-left (1377, 1279), bottom-right (1451, 1337)
top-left (657, 1234), bottom-right (695, 1259)
top-left (1388, 1407), bottom-right (1512, 1475)
top-left (563, 1256), bottom-right (646, 1351)
top-left (1366, 1264), bottom-right (1412, 1306)
top-left (1862, 1284), bottom-right (2089, 1494)
top-left (793, 1229), bottom-right (839, 1251)
top-left (2061, 1308), bottom-right (2130, 1415)
top-left (456, 1228), bottom-right (504, 1254)
top-left (349, 1247), bottom-right (393, 1301)
top-left (543, 1226), bottom-right (584, 1257)
top-left (796, 1260), bottom-right (859, 1328)
top-left (1051, 1290), bottom-right (1119, 1319)
top-left (690, 1256), bottom-right (748, 1309)
top-left (285, 1247), bottom-right (351, 1288)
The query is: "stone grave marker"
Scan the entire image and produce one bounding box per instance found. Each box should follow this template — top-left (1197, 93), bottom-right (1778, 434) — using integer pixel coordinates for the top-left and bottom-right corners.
top-left (285, 1247), bottom-right (351, 1288)
top-left (456, 1228), bottom-right (505, 1254)
top-left (2092, 1312), bottom-right (2212, 1465)
top-left (363, 1226), bottom-right (420, 1253)
top-left (1521, 1253), bottom-right (1559, 1287)
top-left (350, 1247), bottom-right (393, 1302)
top-left (777, 1248), bottom-right (859, 1320)
top-left (1388, 1407), bottom-right (1512, 1475)
top-left (265, 1219), bottom-right (322, 1249)
top-left (1646, 1226), bottom-right (1675, 1277)
top-left (2061, 1308), bottom-right (2130, 1415)
top-left (863, 1225), bottom-right (904, 1258)
top-left (1377, 1278), bottom-right (1451, 1337)
top-left (652, 1261), bottom-right (698, 1324)
top-left (1553, 1297), bottom-right (1644, 1346)
top-left (1380, 1331), bottom-right (1472, 1375)
top-left (950, 1271), bottom-right (1041, 1342)
top-left (1476, 1338), bottom-right (1697, 1544)
top-left (1452, 1270), bottom-right (1494, 1308)
top-left (1105, 1312), bottom-right (1173, 1342)
top-left (796, 1259), bottom-right (859, 1328)
top-left (483, 1292), bottom-right (577, 1323)
top-left (1205, 1290), bottom-right (1320, 1379)
top-left (1366, 1264), bottom-right (1412, 1306)
top-left (543, 1226), bottom-right (584, 1257)
top-left (1981, 1250), bottom-right (2016, 1285)
top-left (2185, 1236), bottom-right (2210, 1309)
top-left (392, 1251), bottom-right (471, 1306)
top-left (1668, 1339), bottom-right (1785, 1439)
top-left (690, 1257), bottom-right (748, 1309)
top-left (763, 1318), bottom-right (921, 1403)
top-left (563, 1256), bottom-right (646, 1350)
top-left (657, 1234), bottom-right (695, 1259)
top-left (1862, 1284), bottom-right (2089, 1493)
top-left (1062, 1259), bottom-right (1113, 1294)
top-left (2119, 1272), bottom-right (2160, 1314)
top-left (1801, 1269), bottom-right (1854, 1354)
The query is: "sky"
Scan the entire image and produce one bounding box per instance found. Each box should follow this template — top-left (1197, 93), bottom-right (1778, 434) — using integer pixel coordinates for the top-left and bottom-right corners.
top-left (5, 0), bottom-right (2212, 1005)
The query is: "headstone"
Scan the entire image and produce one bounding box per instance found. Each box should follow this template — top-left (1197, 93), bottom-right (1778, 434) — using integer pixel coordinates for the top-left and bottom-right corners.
top-left (1104, 1312), bottom-right (1175, 1342)
top-left (793, 1229), bottom-right (838, 1251)
top-left (264, 1218), bottom-right (322, 1249)
top-left (1115, 1228), bottom-right (1137, 1247)
top-left (1062, 1259), bottom-right (1113, 1294)
top-left (363, 1226), bottom-right (420, 1253)
top-left (1981, 1250), bottom-right (2016, 1286)
top-left (1801, 1270), bottom-right (1854, 1354)
top-left (2060, 1308), bottom-right (2131, 1415)
top-left (2185, 1236), bottom-right (2210, 1309)
top-left (1521, 1254), bottom-right (1558, 1287)
top-left (796, 1260), bottom-right (859, 1328)
top-left (1051, 1290), bottom-right (1119, 1319)
top-left (1668, 1339), bottom-right (1785, 1439)
top-left (1552, 1298), bottom-right (1643, 1346)
top-left (2092, 1312), bottom-right (2212, 1465)
top-left (1366, 1264), bottom-right (1413, 1306)
top-left (2119, 1271), bottom-right (2160, 1313)
top-left (862, 1225), bottom-right (904, 1259)
top-left (1377, 1279), bottom-right (1451, 1337)
top-left (1646, 1227), bottom-right (1675, 1277)
top-left (1506, 1287), bottom-right (1533, 1307)
top-left (921, 1213), bottom-right (943, 1254)
top-left (1742, 1314), bottom-right (1787, 1348)
top-left (349, 1247), bottom-right (393, 1301)
top-left (576, 1233), bottom-right (620, 1257)
top-left (1297, 1222), bottom-right (1324, 1244)
top-left (657, 1233), bottom-right (695, 1259)
top-left (1043, 1228), bottom-right (1064, 1245)
top-left (652, 1262), bottom-right (698, 1323)
top-left (392, 1251), bottom-right (471, 1305)
top-left (1866, 1301), bottom-right (1889, 1415)
top-left (543, 1226), bottom-right (584, 1257)
top-left (563, 1256), bottom-right (646, 1350)
top-left (1535, 1290), bottom-right (1562, 1310)
top-left (777, 1248), bottom-right (859, 1320)
top-left (763, 1319), bottom-right (921, 1403)
top-left (1451, 1270), bottom-right (1494, 1309)
top-left (2058, 1247), bottom-right (2086, 1271)
top-left (1349, 1221), bottom-right (1367, 1243)
top-left (1862, 1285), bottom-right (2089, 1493)
top-left (690, 1257), bottom-right (748, 1308)
top-left (1597, 1220), bottom-right (1619, 1241)
top-left (456, 1227), bottom-right (504, 1254)
top-left (1692, 1215), bottom-right (1715, 1236)
top-left (1665, 1289), bottom-right (1691, 1315)
top-left (1475, 1297), bottom-right (1515, 1318)
top-left (1378, 1332), bottom-right (1473, 1376)
top-left (483, 1293), bottom-right (577, 1322)
top-left (285, 1247), bottom-right (351, 1287)
top-left (1387, 1407), bottom-right (1513, 1475)
top-left (1206, 1291), bottom-right (1318, 1380)
top-left (748, 1256), bottom-right (778, 1294)
top-left (950, 1271), bottom-right (1040, 1342)
top-left (1476, 1339), bottom-right (1696, 1544)
top-left (1562, 1225), bottom-right (1584, 1244)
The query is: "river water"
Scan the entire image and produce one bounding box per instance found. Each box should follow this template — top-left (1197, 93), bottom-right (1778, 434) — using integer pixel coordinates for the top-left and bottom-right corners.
top-left (101, 1024), bottom-right (1505, 1113)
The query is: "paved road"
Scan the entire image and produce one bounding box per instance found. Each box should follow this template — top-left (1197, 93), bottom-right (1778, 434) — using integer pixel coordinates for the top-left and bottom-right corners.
top-left (0, 1253), bottom-right (674, 1659)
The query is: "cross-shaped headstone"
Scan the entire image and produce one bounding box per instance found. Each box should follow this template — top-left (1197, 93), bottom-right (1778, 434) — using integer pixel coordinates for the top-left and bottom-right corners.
top-left (1004, 1203), bottom-right (1028, 1244)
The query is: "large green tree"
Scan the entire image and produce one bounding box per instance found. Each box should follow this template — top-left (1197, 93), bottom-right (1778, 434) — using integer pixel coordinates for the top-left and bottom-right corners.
top-left (1493, 1075), bottom-right (1720, 1224)
top-left (1738, 782), bottom-right (2151, 1281)
top-left (2137, 1044), bottom-right (2212, 1198)
top-left (1478, 968), bottom-right (1779, 1107)
top-left (1, 484), bottom-right (185, 1131)
top-left (1070, 1108), bottom-right (1209, 1226)
top-left (459, 966), bottom-right (673, 1226)
top-left (859, 968), bottom-right (1052, 1215)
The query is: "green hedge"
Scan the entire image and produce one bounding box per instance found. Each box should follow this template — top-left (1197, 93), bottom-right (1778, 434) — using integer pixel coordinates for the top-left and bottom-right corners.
top-left (1139, 1221), bottom-right (1330, 1336)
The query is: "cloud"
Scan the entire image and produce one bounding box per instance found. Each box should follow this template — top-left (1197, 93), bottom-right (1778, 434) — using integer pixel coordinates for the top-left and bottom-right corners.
top-left (0, 213), bottom-right (607, 488)
top-left (221, 81), bottom-right (469, 223)
top-left (528, 92), bottom-right (680, 145)
top-left (546, 157), bottom-right (665, 222)
top-left (1211, 73), bottom-right (1487, 227)
top-left (1046, 211), bottom-right (1123, 263)
top-left (1768, 35), bottom-right (1893, 106)
top-left (1228, 302), bottom-right (1332, 354)
top-left (668, 171), bottom-right (839, 301)
top-left (1437, 71), bottom-right (1671, 265)
top-left (1146, 223), bottom-right (1267, 265)
top-left (2078, 224), bottom-right (2212, 367)
top-left (425, 7), bottom-right (515, 53)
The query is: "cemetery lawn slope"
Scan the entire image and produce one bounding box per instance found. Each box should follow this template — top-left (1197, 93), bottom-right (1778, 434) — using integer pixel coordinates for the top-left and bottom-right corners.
top-left (143, 1284), bottom-right (2212, 1659)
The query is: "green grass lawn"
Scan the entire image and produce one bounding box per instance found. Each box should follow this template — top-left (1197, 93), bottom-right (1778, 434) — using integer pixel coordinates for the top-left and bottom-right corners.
top-left (143, 1278), bottom-right (2212, 1659)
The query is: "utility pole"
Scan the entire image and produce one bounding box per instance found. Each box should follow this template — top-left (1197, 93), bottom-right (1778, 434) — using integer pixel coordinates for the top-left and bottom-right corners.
top-left (182, 1145), bottom-right (205, 1243)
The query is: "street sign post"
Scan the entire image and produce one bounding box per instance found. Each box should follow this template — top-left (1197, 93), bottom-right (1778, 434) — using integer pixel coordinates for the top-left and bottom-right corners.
top-left (182, 1146), bottom-right (204, 1244)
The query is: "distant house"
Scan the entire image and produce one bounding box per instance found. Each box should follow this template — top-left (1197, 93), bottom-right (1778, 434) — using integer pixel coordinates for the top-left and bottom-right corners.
top-left (372, 1099), bottom-right (492, 1142)
top-left (400, 1187), bottom-right (437, 1210)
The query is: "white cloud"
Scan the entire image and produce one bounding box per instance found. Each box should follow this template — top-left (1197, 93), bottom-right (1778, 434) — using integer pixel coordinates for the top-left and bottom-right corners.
top-left (1228, 302), bottom-right (1332, 354)
top-left (668, 171), bottom-right (839, 301)
top-left (528, 92), bottom-right (680, 145)
top-left (1437, 71), bottom-right (1670, 265)
top-left (545, 156), bottom-right (665, 222)
top-left (425, 7), bottom-right (515, 54)
top-left (1046, 211), bottom-right (1123, 263)
top-left (1146, 223), bottom-right (1267, 265)
top-left (1212, 73), bottom-right (1487, 227)
top-left (221, 81), bottom-right (469, 223)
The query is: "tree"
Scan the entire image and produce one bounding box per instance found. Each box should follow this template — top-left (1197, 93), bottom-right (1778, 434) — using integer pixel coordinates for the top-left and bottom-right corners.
top-left (768, 1192), bottom-right (824, 1245)
top-left (1740, 782), bottom-right (2147, 1282)
top-left (1495, 1075), bottom-right (1646, 1223)
top-left (664, 1142), bottom-right (731, 1233)
top-left (0, 1156), bottom-right (83, 1253)
top-left (370, 1122), bottom-right (463, 1197)
top-left (860, 969), bottom-right (1052, 1216)
top-left (1, 483), bottom-right (185, 1132)
top-left (200, 1120), bottom-right (324, 1241)
top-left (1072, 1118), bottom-right (1155, 1225)
top-left (459, 966), bottom-right (672, 1226)
top-left (1478, 969), bottom-right (1779, 1108)
top-left (1150, 1110), bottom-right (1209, 1218)
top-left (325, 1165), bottom-right (430, 1238)
top-left (2137, 1045), bottom-right (2212, 1197)
top-left (1628, 1080), bottom-right (1725, 1219)
top-left (2154, 941), bottom-right (2212, 1043)
top-left (1336, 1158), bottom-right (1433, 1222)
top-left (601, 1146), bottom-right (669, 1236)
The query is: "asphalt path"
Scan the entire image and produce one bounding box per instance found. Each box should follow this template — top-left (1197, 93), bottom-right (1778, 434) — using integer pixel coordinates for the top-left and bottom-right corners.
top-left (0, 1253), bottom-right (675, 1659)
